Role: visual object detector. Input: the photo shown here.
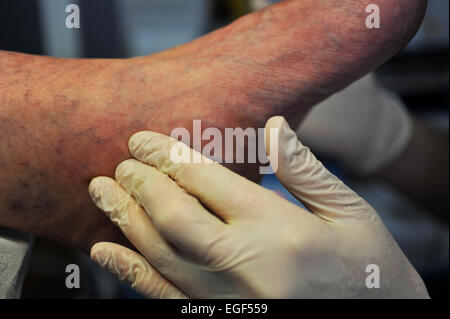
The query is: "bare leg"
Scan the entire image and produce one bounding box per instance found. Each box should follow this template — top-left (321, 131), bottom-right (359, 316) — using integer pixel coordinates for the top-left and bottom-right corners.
top-left (0, 0), bottom-right (427, 251)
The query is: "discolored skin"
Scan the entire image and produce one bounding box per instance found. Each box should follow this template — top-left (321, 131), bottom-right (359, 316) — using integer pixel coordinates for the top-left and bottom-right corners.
top-left (0, 0), bottom-right (426, 251)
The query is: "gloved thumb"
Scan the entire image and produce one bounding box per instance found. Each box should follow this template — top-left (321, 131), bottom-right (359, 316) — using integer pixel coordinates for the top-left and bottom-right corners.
top-left (265, 116), bottom-right (375, 223)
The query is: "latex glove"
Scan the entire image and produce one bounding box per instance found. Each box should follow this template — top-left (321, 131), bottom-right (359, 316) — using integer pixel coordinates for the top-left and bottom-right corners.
top-left (88, 116), bottom-right (428, 299)
top-left (298, 74), bottom-right (413, 176)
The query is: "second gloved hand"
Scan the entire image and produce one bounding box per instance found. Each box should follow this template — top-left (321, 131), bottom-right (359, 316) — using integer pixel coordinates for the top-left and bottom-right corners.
top-left (298, 74), bottom-right (413, 176)
top-left (88, 116), bottom-right (429, 299)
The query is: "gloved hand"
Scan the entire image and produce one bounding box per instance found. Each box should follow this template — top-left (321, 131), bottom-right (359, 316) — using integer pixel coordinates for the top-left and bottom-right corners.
top-left (298, 74), bottom-right (413, 176)
top-left (88, 116), bottom-right (429, 298)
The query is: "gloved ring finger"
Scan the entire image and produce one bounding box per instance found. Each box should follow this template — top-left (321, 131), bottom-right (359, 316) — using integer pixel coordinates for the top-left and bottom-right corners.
top-left (89, 176), bottom-right (179, 274)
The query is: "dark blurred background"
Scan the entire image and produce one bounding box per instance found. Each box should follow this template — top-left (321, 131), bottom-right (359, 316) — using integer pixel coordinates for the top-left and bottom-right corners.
top-left (0, 0), bottom-right (448, 299)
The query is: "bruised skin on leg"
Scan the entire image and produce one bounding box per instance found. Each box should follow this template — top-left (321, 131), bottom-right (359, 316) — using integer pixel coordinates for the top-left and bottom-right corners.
top-left (0, 56), bottom-right (254, 251)
top-left (0, 57), bottom-right (133, 250)
top-left (0, 0), bottom-right (426, 251)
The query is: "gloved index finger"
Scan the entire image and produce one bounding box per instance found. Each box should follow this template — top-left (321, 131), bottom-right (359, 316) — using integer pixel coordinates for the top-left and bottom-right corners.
top-left (128, 131), bottom-right (271, 223)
